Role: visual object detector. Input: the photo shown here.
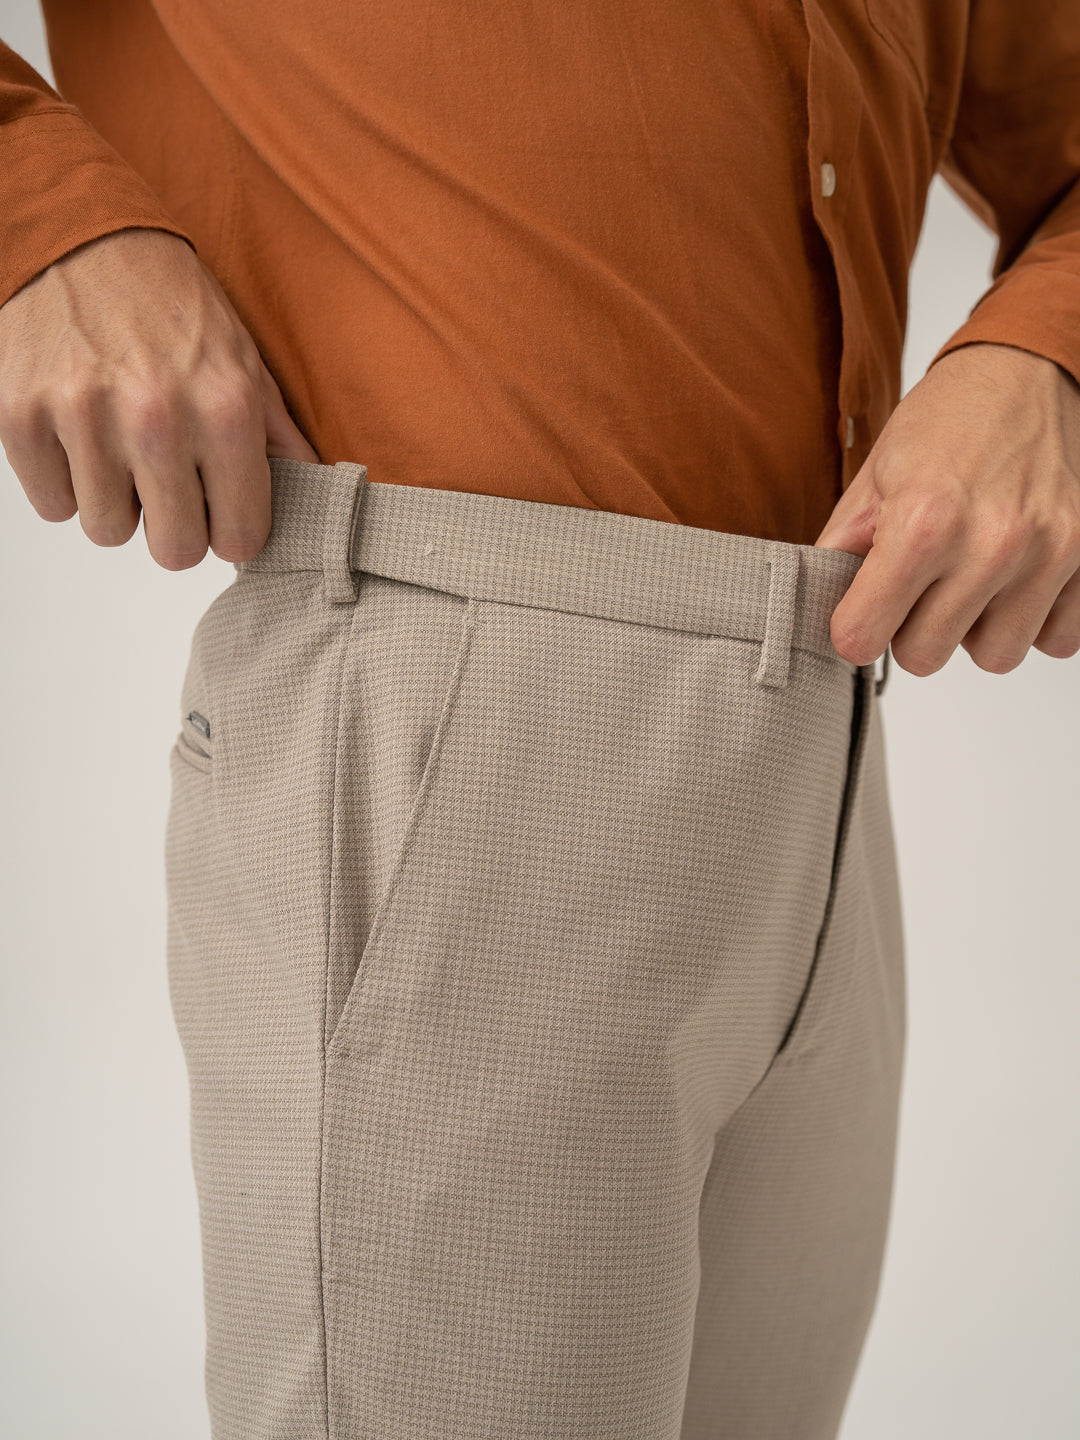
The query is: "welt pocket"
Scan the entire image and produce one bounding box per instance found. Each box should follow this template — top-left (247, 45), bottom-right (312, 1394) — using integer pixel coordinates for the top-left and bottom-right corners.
top-left (175, 709), bottom-right (214, 773)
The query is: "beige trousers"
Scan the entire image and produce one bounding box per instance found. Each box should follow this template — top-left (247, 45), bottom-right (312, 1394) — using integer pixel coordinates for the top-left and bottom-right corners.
top-left (165, 458), bottom-right (905, 1439)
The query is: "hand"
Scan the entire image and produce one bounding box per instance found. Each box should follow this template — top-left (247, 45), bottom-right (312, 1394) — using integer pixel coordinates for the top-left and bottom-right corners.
top-left (813, 342), bottom-right (1080, 675)
top-left (0, 227), bottom-right (320, 571)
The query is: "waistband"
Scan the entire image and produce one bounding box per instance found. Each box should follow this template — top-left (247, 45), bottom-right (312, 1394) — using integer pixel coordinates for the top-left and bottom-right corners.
top-left (237, 458), bottom-right (883, 692)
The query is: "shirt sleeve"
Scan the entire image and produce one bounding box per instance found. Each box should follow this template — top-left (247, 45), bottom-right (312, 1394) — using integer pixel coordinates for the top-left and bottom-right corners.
top-left (926, 1), bottom-right (1080, 387)
top-left (0, 36), bottom-right (196, 312)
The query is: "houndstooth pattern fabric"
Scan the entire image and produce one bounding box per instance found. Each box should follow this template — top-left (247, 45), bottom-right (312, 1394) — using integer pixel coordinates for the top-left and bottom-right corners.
top-left (165, 458), bottom-right (905, 1440)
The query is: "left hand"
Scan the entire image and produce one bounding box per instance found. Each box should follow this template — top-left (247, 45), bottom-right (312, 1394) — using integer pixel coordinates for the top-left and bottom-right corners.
top-left (814, 342), bottom-right (1080, 675)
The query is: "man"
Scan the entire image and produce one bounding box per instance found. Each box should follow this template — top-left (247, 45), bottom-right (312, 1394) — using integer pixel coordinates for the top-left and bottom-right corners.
top-left (1, 3), bottom-right (1077, 1437)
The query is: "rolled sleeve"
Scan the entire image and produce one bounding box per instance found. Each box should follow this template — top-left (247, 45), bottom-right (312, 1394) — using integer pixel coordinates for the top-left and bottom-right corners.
top-left (0, 39), bottom-right (195, 311)
top-left (926, 2), bottom-right (1080, 388)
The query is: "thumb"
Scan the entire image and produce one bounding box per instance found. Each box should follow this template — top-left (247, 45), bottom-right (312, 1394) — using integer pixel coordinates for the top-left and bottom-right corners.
top-left (812, 474), bottom-right (878, 557)
top-left (259, 356), bottom-right (321, 463)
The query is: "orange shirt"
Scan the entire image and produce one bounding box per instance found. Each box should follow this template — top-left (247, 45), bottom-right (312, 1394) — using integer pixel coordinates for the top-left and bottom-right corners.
top-left (2, 1), bottom-right (1079, 546)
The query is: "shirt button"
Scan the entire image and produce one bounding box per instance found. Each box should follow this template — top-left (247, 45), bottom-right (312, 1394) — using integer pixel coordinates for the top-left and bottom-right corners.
top-left (820, 162), bottom-right (837, 198)
top-left (844, 415), bottom-right (856, 448)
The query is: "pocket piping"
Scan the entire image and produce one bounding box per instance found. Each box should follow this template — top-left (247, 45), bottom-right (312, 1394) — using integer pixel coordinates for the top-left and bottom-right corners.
top-left (174, 712), bottom-right (214, 774)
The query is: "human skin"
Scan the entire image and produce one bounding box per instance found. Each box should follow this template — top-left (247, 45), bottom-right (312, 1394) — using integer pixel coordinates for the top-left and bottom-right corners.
top-left (2, 229), bottom-right (1078, 677)
top-left (815, 341), bottom-right (1080, 676)
top-left (0, 227), bottom-right (319, 570)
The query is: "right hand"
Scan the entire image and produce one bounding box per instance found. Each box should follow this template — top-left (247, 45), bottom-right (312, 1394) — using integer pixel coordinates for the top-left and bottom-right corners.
top-left (0, 227), bottom-right (320, 570)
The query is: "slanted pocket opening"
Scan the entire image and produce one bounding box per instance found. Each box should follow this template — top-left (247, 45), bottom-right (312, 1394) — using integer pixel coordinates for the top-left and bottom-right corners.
top-left (324, 593), bottom-right (484, 1059)
top-left (771, 664), bottom-right (874, 1062)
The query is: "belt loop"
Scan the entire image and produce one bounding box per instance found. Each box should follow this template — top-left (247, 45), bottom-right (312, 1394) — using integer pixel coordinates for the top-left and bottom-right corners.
top-left (752, 545), bottom-right (799, 690)
top-left (874, 643), bottom-right (892, 697)
top-left (322, 461), bottom-right (368, 604)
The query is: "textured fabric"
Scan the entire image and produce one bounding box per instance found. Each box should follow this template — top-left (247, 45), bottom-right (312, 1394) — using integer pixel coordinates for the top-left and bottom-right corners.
top-left (4, 4), bottom-right (1080, 543)
top-left (165, 457), bottom-right (906, 1439)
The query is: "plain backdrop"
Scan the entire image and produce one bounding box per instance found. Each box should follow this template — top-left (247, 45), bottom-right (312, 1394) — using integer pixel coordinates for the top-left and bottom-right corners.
top-left (2, 7), bottom-right (1078, 1439)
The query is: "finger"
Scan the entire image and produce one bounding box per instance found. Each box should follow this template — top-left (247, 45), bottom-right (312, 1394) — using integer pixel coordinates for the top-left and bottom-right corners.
top-left (1032, 565), bottom-right (1080, 659)
top-left (891, 521), bottom-right (1066, 674)
top-left (52, 400), bottom-right (143, 544)
top-left (812, 474), bottom-right (877, 556)
top-left (962, 554), bottom-right (1080, 671)
top-left (0, 401), bottom-right (79, 523)
top-left (193, 372), bottom-right (273, 562)
top-left (895, 560), bottom-right (1028, 675)
top-left (132, 457), bottom-right (209, 570)
top-left (62, 434), bottom-right (141, 547)
top-left (828, 511), bottom-right (953, 665)
top-left (120, 392), bottom-right (209, 569)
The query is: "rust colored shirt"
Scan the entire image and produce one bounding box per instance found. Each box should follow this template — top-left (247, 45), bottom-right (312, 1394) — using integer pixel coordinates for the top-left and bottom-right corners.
top-left (2, 2), bottom-right (1079, 546)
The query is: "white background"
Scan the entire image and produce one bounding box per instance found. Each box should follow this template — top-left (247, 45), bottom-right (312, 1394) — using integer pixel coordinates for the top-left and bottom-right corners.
top-left (1, 6), bottom-right (1078, 1437)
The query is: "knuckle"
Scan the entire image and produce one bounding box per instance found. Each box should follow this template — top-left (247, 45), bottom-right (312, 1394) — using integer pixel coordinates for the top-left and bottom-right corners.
top-left (57, 378), bottom-right (106, 425)
top-left (211, 524), bottom-right (269, 563)
top-left (0, 385), bottom-right (38, 433)
top-left (80, 511), bottom-right (138, 547)
top-left (831, 620), bottom-right (872, 665)
top-left (1048, 515), bottom-right (1080, 566)
top-left (892, 642), bottom-right (941, 677)
top-left (966, 624), bottom-right (1025, 672)
top-left (76, 482), bottom-right (121, 526)
top-left (78, 490), bottom-right (138, 546)
top-left (872, 445), bottom-right (914, 491)
top-left (900, 495), bottom-right (956, 554)
top-left (14, 458), bottom-right (79, 522)
top-left (977, 651), bottom-right (1023, 674)
top-left (151, 542), bottom-right (209, 572)
top-left (979, 524), bottom-right (1025, 571)
top-left (31, 490), bottom-right (79, 523)
top-left (202, 380), bottom-right (258, 432)
top-left (125, 383), bottom-right (175, 441)
top-left (1038, 633), bottom-right (1080, 659)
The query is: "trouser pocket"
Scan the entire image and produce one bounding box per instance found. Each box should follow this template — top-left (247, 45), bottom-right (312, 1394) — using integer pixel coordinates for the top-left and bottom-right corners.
top-left (324, 576), bottom-right (482, 1052)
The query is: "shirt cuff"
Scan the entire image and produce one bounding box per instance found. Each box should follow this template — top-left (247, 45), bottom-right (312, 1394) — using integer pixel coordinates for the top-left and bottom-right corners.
top-left (0, 109), bottom-right (197, 311)
top-left (926, 260), bottom-right (1080, 391)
